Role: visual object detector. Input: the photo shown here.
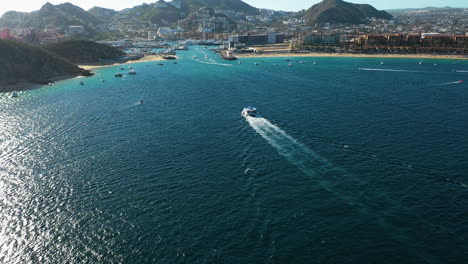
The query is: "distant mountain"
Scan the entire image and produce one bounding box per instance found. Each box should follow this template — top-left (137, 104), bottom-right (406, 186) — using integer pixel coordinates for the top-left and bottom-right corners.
top-left (43, 40), bottom-right (125, 64)
top-left (387, 6), bottom-right (456, 12)
top-left (304, 0), bottom-right (392, 24)
top-left (122, 2), bottom-right (183, 25)
top-left (122, 0), bottom-right (259, 25)
top-left (0, 2), bottom-right (103, 29)
top-left (179, 0), bottom-right (259, 15)
top-left (0, 39), bottom-right (82, 89)
top-left (88, 7), bottom-right (117, 23)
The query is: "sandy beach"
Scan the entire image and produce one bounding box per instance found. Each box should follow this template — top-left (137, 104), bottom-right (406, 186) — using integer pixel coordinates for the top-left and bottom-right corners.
top-left (236, 52), bottom-right (468, 60)
top-left (79, 55), bottom-right (166, 70)
top-left (1, 55), bottom-right (167, 93)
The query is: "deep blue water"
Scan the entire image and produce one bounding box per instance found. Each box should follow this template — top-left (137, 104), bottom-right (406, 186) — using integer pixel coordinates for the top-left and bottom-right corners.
top-left (0, 47), bottom-right (467, 263)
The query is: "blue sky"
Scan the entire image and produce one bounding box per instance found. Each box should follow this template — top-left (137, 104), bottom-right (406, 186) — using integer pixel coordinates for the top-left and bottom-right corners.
top-left (1, 0), bottom-right (467, 16)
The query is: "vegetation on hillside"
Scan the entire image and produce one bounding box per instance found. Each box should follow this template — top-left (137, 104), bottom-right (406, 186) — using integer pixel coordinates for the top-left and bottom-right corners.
top-left (305, 0), bottom-right (392, 24)
top-left (0, 39), bottom-right (82, 87)
top-left (43, 40), bottom-right (125, 64)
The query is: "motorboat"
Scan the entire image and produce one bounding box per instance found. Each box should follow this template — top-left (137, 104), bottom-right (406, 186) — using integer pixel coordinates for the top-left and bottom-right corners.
top-left (79, 81), bottom-right (85, 85)
top-left (10, 91), bottom-right (19, 98)
top-left (115, 73), bottom-right (123, 77)
top-left (242, 107), bottom-right (258, 118)
top-left (157, 62), bottom-right (164, 66)
top-left (163, 55), bottom-right (176, 60)
top-left (128, 70), bottom-right (137, 75)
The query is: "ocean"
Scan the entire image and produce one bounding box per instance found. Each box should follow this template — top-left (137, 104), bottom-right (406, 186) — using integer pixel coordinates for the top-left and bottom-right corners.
top-left (0, 47), bottom-right (467, 263)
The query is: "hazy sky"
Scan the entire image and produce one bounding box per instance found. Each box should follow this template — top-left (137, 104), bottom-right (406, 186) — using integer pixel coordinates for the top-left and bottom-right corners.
top-left (1, 0), bottom-right (467, 16)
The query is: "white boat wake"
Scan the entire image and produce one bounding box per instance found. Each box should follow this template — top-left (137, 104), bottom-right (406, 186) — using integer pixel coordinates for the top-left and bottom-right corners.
top-left (358, 68), bottom-right (422, 73)
top-left (246, 116), bottom-right (368, 205)
top-left (434, 80), bottom-right (464, 86)
top-left (193, 59), bottom-right (232, 67)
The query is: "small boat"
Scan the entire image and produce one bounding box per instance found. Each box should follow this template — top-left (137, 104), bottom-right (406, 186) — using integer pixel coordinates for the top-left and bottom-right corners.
top-left (120, 67), bottom-right (124, 70)
top-left (313, 61), bottom-right (316, 65)
top-left (173, 62), bottom-right (178, 64)
top-left (79, 81), bottom-right (85, 85)
top-left (128, 70), bottom-right (137, 75)
top-left (434, 63), bottom-right (438, 66)
top-left (115, 73), bottom-right (123, 77)
top-left (139, 100), bottom-right (144, 104)
top-left (48, 82), bottom-right (53, 86)
top-left (10, 91), bottom-right (19, 98)
top-left (380, 61), bottom-right (384, 65)
top-left (163, 55), bottom-right (176, 60)
top-left (254, 62), bottom-right (258, 65)
top-left (157, 62), bottom-right (164, 66)
top-left (100, 78), bottom-right (105, 82)
top-left (418, 61), bottom-right (422, 65)
top-left (289, 63), bottom-right (293, 67)
top-left (238, 61), bottom-right (242, 64)
top-left (285, 58), bottom-right (291, 62)
top-left (242, 107), bottom-right (258, 118)
top-left (129, 66), bottom-right (133, 69)
top-left (299, 61), bottom-right (304, 64)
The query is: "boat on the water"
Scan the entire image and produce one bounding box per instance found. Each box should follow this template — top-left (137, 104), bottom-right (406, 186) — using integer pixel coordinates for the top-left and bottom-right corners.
top-left (10, 91), bottom-right (19, 98)
top-left (79, 81), bottom-right (85, 85)
top-left (163, 55), bottom-right (177, 60)
top-left (115, 73), bottom-right (123, 77)
top-left (242, 107), bottom-right (258, 118)
top-left (128, 70), bottom-right (137, 75)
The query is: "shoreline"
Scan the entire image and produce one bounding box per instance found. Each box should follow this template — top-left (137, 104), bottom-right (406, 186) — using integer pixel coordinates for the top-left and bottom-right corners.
top-left (0, 73), bottom-right (81, 94)
top-left (79, 55), bottom-right (165, 70)
top-left (1, 55), bottom-right (166, 93)
top-left (236, 52), bottom-right (468, 60)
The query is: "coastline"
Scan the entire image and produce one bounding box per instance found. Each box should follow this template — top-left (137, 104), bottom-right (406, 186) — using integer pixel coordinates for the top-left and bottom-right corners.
top-left (0, 73), bottom-right (81, 94)
top-left (236, 52), bottom-right (468, 60)
top-left (79, 55), bottom-right (165, 70)
top-left (1, 55), bottom-right (166, 93)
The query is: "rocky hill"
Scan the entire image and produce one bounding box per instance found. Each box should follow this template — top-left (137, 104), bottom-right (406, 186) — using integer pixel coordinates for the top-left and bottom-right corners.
top-left (0, 2), bottom-right (103, 29)
top-left (0, 39), bottom-right (82, 89)
top-left (87, 7), bottom-right (117, 23)
top-left (43, 40), bottom-right (125, 64)
top-left (305, 0), bottom-right (392, 24)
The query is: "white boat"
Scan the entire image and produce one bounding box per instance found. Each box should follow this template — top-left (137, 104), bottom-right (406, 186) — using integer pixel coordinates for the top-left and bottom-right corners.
top-left (128, 70), bottom-right (137, 75)
top-left (10, 91), bottom-right (19, 98)
top-left (419, 61), bottom-right (422, 65)
top-left (381, 61), bottom-right (384, 65)
top-left (289, 63), bottom-right (293, 67)
top-left (242, 107), bottom-right (258, 118)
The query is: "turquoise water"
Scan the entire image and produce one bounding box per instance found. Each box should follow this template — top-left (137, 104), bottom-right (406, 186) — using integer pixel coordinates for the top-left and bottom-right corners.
top-left (0, 47), bottom-right (467, 263)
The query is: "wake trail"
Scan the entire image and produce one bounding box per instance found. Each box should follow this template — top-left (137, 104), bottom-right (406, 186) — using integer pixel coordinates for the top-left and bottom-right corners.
top-left (433, 80), bottom-right (464, 86)
top-left (193, 59), bottom-right (232, 67)
top-left (358, 68), bottom-right (423, 73)
top-left (247, 116), bottom-right (376, 209)
top-left (245, 117), bottom-right (464, 261)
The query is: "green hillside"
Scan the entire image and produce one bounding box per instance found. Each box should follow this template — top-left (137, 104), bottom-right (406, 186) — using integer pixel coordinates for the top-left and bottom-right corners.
top-left (0, 39), bottom-right (82, 88)
top-left (305, 0), bottom-right (392, 24)
top-left (43, 40), bottom-right (125, 64)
